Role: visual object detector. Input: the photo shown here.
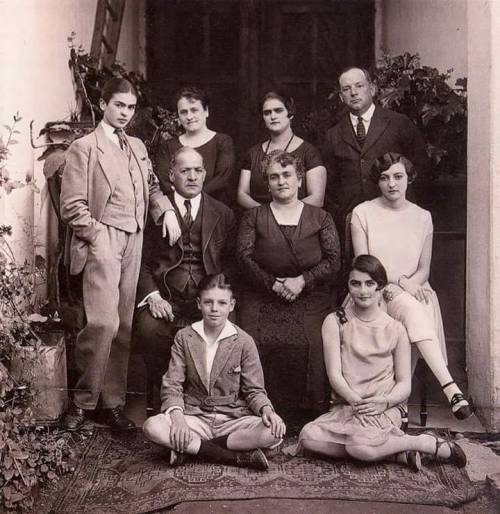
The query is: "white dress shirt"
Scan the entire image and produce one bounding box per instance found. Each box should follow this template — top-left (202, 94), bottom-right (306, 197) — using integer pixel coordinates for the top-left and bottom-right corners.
top-left (174, 191), bottom-right (202, 221)
top-left (100, 120), bottom-right (122, 148)
top-left (349, 102), bottom-right (376, 134)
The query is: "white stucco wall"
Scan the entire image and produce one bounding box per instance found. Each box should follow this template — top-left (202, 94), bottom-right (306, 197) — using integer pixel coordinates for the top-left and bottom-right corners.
top-left (0, 0), bottom-right (145, 261)
top-left (467, 0), bottom-right (500, 430)
top-left (379, 0), bottom-right (467, 85)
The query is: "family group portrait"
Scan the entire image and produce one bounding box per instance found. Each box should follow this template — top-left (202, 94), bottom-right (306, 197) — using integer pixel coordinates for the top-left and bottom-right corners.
top-left (1, 0), bottom-right (499, 512)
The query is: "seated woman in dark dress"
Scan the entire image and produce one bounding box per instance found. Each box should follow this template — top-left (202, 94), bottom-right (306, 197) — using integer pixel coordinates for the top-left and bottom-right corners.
top-left (237, 150), bottom-right (340, 422)
top-left (155, 86), bottom-right (235, 206)
top-left (237, 91), bottom-right (326, 209)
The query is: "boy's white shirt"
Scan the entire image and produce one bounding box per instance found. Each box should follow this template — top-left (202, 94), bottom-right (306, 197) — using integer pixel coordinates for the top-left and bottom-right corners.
top-left (164, 319), bottom-right (238, 416)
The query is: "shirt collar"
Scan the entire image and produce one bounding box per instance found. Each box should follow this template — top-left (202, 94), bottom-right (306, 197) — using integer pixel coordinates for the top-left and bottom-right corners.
top-left (100, 120), bottom-right (120, 139)
top-left (349, 102), bottom-right (376, 124)
top-left (174, 191), bottom-right (202, 211)
top-left (192, 320), bottom-right (238, 344)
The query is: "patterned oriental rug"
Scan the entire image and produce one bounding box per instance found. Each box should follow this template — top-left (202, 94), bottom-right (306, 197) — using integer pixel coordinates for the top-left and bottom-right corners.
top-left (47, 429), bottom-right (479, 513)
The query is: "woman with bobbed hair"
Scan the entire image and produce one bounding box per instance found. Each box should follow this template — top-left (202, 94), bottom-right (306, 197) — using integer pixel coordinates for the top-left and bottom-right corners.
top-left (155, 86), bottom-right (235, 205)
top-left (237, 90), bottom-right (326, 209)
top-left (350, 152), bottom-right (472, 420)
top-left (296, 255), bottom-right (467, 471)
top-left (237, 149), bottom-right (340, 420)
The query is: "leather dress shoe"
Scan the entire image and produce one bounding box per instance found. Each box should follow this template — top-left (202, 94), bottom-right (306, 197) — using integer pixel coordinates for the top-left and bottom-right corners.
top-left (236, 449), bottom-right (269, 471)
top-left (169, 449), bottom-right (188, 467)
top-left (62, 404), bottom-right (86, 431)
top-left (103, 407), bottom-right (136, 430)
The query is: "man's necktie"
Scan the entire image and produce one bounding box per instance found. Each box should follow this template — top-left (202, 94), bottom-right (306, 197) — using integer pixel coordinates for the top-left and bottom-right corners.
top-left (114, 128), bottom-right (129, 153)
top-left (184, 199), bottom-right (193, 228)
top-left (356, 116), bottom-right (366, 144)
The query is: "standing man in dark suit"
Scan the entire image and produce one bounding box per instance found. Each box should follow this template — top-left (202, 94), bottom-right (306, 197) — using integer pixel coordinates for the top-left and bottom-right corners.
top-left (135, 147), bottom-right (236, 408)
top-left (60, 78), bottom-right (173, 430)
top-left (323, 67), bottom-right (430, 247)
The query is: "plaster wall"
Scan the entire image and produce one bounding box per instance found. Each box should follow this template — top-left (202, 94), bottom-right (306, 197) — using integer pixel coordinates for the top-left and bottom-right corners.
top-left (0, 0), bottom-right (145, 261)
top-left (467, 0), bottom-right (500, 430)
top-left (380, 0), bottom-right (467, 85)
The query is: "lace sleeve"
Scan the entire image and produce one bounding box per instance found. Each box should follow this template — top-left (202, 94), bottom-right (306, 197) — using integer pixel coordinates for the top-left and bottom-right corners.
top-left (236, 209), bottom-right (276, 293)
top-left (302, 212), bottom-right (341, 291)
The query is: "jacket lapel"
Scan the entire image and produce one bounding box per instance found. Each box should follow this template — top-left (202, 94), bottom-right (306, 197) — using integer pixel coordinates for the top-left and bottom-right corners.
top-left (340, 115), bottom-right (362, 153)
top-left (209, 336), bottom-right (236, 391)
top-left (186, 333), bottom-right (209, 392)
top-left (95, 125), bottom-right (120, 192)
top-left (361, 106), bottom-right (390, 156)
top-left (201, 194), bottom-right (221, 253)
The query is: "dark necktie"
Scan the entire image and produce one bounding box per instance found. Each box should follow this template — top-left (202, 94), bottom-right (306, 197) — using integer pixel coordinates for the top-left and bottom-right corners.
top-left (356, 116), bottom-right (366, 144)
top-left (114, 128), bottom-right (128, 153)
top-left (184, 199), bottom-right (193, 228)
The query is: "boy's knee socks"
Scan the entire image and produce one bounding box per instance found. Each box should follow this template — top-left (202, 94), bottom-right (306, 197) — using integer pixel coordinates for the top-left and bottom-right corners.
top-left (197, 440), bottom-right (237, 464)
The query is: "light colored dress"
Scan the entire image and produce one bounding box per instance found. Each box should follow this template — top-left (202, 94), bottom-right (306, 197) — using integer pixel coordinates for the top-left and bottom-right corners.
top-left (297, 305), bottom-right (408, 449)
top-left (350, 198), bottom-right (447, 361)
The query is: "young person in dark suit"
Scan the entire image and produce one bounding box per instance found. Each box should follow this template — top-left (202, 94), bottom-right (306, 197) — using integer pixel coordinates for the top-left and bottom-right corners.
top-left (135, 147), bottom-right (236, 408)
top-left (60, 78), bottom-right (172, 430)
top-left (322, 67), bottom-right (430, 249)
top-left (143, 273), bottom-right (285, 470)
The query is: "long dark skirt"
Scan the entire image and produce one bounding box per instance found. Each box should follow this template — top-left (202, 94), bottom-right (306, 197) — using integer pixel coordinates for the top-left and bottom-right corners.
top-left (238, 286), bottom-right (332, 416)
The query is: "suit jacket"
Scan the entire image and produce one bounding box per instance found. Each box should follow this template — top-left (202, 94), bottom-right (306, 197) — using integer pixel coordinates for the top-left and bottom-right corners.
top-left (323, 105), bottom-right (430, 234)
top-left (60, 124), bottom-right (171, 275)
top-left (136, 192), bottom-right (236, 302)
top-left (160, 325), bottom-right (272, 417)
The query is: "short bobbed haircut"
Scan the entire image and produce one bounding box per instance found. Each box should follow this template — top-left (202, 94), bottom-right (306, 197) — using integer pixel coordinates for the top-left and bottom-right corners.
top-left (349, 255), bottom-right (388, 291)
top-left (261, 149), bottom-right (305, 182)
top-left (198, 273), bottom-right (233, 296)
top-left (261, 90), bottom-right (296, 118)
top-left (101, 77), bottom-right (137, 104)
top-left (174, 86), bottom-right (210, 110)
top-left (370, 152), bottom-right (417, 184)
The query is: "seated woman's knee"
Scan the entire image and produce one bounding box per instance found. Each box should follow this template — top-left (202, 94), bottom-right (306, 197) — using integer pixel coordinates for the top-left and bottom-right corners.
top-left (346, 444), bottom-right (378, 462)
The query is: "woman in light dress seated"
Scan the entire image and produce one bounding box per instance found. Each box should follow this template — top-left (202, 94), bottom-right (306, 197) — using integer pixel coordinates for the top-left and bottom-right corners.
top-left (296, 255), bottom-right (467, 470)
top-left (350, 152), bottom-right (471, 420)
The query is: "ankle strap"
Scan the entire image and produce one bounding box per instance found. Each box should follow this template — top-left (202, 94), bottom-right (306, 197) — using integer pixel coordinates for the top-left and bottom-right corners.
top-left (441, 380), bottom-right (456, 391)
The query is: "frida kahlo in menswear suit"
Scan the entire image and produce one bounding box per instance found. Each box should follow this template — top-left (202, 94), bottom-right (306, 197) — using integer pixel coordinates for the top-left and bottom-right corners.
top-left (135, 146), bottom-right (236, 408)
top-left (60, 78), bottom-right (173, 431)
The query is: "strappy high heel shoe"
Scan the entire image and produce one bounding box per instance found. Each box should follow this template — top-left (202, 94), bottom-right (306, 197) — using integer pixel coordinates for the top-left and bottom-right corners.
top-left (441, 381), bottom-right (472, 420)
top-left (395, 450), bottom-right (421, 472)
top-left (423, 430), bottom-right (467, 468)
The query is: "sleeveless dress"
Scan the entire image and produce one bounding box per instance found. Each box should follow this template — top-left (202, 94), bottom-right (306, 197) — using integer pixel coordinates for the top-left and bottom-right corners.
top-left (350, 198), bottom-right (447, 361)
top-left (297, 306), bottom-right (408, 449)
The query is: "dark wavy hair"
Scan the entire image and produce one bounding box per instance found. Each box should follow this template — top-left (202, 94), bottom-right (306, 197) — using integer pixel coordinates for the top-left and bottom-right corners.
top-left (261, 90), bottom-right (296, 118)
top-left (101, 78), bottom-right (137, 103)
top-left (174, 86), bottom-right (210, 110)
top-left (198, 273), bottom-right (233, 296)
top-left (350, 255), bottom-right (388, 290)
top-left (261, 149), bottom-right (305, 182)
top-left (369, 152), bottom-right (417, 184)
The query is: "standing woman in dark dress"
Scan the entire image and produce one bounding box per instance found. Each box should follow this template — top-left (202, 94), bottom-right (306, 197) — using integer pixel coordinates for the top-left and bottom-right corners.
top-left (237, 91), bottom-right (326, 209)
top-left (155, 86), bottom-right (235, 205)
top-left (237, 150), bottom-right (340, 422)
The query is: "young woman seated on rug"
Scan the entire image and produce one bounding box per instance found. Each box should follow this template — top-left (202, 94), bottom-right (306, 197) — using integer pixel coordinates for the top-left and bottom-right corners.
top-left (294, 255), bottom-right (467, 471)
top-left (143, 273), bottom-right (286, 471)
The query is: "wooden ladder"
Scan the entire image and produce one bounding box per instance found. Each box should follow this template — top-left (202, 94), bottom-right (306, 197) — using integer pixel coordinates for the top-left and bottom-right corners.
top-left (90, 0), bottom-right (127, 69)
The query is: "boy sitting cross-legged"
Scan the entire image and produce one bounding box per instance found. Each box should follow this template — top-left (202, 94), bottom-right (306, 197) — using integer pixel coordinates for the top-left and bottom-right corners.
top-left (143, 273), bottom-right (286, 470)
